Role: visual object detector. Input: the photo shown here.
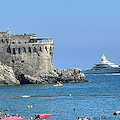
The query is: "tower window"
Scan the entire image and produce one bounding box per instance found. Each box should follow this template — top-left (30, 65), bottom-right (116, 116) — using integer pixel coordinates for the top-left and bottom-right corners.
top-left (11, 60), bottom-right (14, 63)
top-left (13, 48), bottom-right (16, 55)
top-left (21, 60), bottom-right (24, 63)
top-left (33, 47), bottom-right (37, 52)
top-left (23, 47), bottom-right (26, 53)
top-left (29, 47), bottom-right (31, 53)
top-left (45, 46), bottom-right (47, 51)
top-left (40, 47), bottom-right (42, 52)
top-left (7, 46), bottom-right (11, 53)
top-left (1, 39), bottom-right (4, 43)
top-left (6, 39), bottom-right (8, 43)
top-left (18, 48), bottom-right (21, 54)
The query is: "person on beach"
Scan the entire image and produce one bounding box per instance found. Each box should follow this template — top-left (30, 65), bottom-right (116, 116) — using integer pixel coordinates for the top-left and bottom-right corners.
top-left (78, 117), bottom-right (82, 120)
top-left (83, 117), bottom-right (87, 120)
top-left (99, 117), bottom-right (101, 120)
top-left (1, 109), bottom-right (3, 112)
top-left (113, 110), bottom-right (120, 115)
top-left (4, 114), bottom-right (7, 118)
top-left (0, 112), bottom-right (3, 115)
top-left (89, 117), bottom-right (92, 120)
top-left (104, 116), bottom-right (107, 119)
top-left (0, 109), bottom-right (3, 116)
top-left (26, 105), bottom-right (33, 108)
top-left (18, 114), bottom-right (21, 118)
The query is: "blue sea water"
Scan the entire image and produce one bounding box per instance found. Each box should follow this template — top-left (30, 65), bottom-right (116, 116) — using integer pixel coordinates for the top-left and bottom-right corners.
top-left (0, 74), bottom-right (120, 120)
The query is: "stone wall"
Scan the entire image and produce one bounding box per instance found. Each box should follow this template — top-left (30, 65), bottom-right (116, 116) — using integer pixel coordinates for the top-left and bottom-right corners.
top-left (0, 30), bottom-right (54, 78)
top-left (10, 42), bottom-right (54, 77)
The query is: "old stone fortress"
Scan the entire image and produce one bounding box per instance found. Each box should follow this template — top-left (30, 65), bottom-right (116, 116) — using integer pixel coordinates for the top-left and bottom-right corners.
top-left (0, 29), bottom-right (88, 85)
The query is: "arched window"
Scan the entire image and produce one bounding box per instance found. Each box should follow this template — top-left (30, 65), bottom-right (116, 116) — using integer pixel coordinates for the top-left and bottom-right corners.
top-left (50, 52), bottom-right (52, 55)
top-left (33, 47), bottom-right (37, 52)
top-left (1, 39), bottom-right (4, 43)
top-left (21, 60), bottom-right (24, 63)
top-left (50, 46), bottom-right (52, 50)
top-left (40, 47), bottom-right (42, 52)
top-left (6, 39), bottom-right (8, 43)
top-left (18, 48), bottom-right (21, 54)
top-left (7, 46), bottom-right (11, 53)
top-left (45, 46), bottom-right (47, 51)
top-left (11, 60), bottom-right (14, 63)
top-left (13, 48), bottom-right (16, 55)
top-left (28, 47), bottom-right (31, 53)
top-left (23, 47), bottom-right (26, 53)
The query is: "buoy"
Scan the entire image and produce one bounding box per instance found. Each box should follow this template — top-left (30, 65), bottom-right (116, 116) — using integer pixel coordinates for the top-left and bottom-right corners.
top-left (69, 94), bottom-right (71, 96)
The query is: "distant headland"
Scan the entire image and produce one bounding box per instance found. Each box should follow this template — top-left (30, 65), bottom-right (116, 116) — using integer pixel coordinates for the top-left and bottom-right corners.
top-left (0, 29), bottom-right (88, 85)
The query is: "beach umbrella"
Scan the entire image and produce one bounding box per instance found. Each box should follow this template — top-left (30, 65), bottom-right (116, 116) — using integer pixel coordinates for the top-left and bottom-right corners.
top-left (2, 117), bottom-right (23, 120)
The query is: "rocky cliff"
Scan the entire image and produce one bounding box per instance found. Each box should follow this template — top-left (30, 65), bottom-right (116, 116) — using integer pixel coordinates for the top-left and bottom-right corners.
top-left (0, 62), bottom-right (88, 85)
top-left (0, 62), bottom-right (20, 85)
top-left (17, 68), bottom-right (88, 84)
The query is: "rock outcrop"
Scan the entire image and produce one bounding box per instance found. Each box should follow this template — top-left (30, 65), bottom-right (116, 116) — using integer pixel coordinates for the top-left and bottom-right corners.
top-left (0, 62), bottom-right (20, 85)
top-left (17, 68), bottom-right (88, 84)
top-left (54, 68), bottom-right (88, 83)
top-left (0, 61), bottom-right (88, 85)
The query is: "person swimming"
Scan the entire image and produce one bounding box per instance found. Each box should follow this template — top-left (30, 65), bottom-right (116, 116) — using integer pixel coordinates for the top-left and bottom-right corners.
top-left (26, 105), bottom-right (33, 108)
top-left (113, 110), bottom-right (120, 115)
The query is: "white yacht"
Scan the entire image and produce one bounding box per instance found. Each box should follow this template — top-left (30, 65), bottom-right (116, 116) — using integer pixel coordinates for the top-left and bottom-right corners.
top-left (85, 54), bottom-right (120, 74)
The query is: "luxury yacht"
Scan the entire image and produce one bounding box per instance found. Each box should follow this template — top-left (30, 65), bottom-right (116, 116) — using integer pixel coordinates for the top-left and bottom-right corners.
top-left (85, 54), bottom-right (120, 74)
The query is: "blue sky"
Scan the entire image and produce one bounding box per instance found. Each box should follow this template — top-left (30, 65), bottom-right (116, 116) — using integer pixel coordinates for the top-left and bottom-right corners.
top-left (0, 0), bottom-right (120, 70)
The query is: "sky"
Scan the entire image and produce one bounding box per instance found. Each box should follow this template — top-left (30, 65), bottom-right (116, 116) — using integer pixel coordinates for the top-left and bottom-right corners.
top-left (0, 0), bottom-right (120, 70)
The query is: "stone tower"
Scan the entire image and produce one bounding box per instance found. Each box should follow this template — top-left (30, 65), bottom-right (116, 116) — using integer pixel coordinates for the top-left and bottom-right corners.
top-left (0, 29), bottom-right (54, 77)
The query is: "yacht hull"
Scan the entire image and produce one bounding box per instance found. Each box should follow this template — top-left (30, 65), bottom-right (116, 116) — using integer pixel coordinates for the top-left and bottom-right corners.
top-left (85, 67), bottom-right (120, 74)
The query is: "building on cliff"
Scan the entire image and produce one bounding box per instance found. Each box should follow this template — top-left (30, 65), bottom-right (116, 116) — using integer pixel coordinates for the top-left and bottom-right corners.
top-left (0, 29), bottom-right (54, 77)
top-left (0, 29), bottom-right (88, 84)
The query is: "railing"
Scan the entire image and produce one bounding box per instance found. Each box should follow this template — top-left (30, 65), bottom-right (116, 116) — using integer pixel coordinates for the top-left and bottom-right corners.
top-left (37, 38), bottom-right (53, 43)
top-left (30, 38), bottom-right (53, 43)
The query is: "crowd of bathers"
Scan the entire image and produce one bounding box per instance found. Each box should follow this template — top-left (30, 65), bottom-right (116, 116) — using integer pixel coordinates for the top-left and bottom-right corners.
top-left (0, 108), bottom-right (32, 120)
top-left (1, 108), bottom-right (120, 120)
top-left (77, 116), bottom-right (107, 120)
top-left (76, 108), bottom-right (120, 120)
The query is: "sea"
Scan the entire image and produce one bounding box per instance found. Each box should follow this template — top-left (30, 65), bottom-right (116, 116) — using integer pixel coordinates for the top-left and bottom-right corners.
top-left (0, 74), bottom-right (120, 120)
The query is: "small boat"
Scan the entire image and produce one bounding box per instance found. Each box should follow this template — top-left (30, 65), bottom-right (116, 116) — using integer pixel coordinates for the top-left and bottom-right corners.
top-left (35, 114), bottom-right (52, 119)
top-left (53, 82), bottom-right (63, 87)
top-left (39, 114), bottom-right (52, 118)
top-left (53, 84), bottom-right (63, 87)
